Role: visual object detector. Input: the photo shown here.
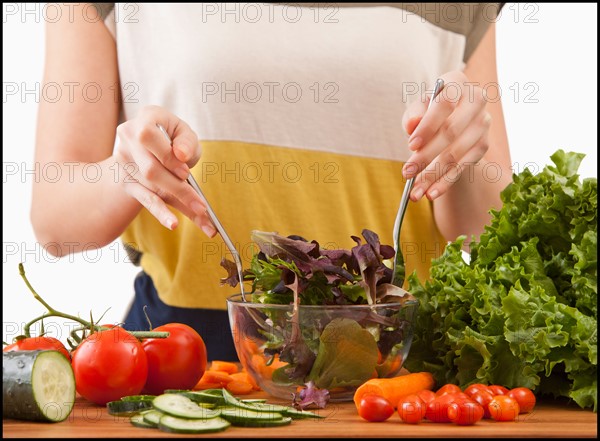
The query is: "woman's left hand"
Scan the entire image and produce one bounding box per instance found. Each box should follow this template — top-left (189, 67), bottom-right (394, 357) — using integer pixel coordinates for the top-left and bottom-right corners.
top-left (401, 70), bottom-right (491, 201)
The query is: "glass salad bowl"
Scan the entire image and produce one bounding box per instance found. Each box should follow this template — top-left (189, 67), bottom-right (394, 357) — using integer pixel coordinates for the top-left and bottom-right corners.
top-left (227, 293), bottom-right (419, 402)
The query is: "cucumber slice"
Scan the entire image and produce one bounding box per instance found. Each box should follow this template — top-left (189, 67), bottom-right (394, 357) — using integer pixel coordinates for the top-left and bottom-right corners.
top-left (219, 407), bottom-right (284, 425)
top-left (279, 407), bottom-right (325, 419)
top-left (121, 395), bottom-right (156, 403)
top-left (107, 400), bottom-right (152, 416)
top-left (130, 413), bottom-right (156, 429)
top-left (244, 402), bottom-right (291, 413)
top-left (142, 409), bottom-right (164, 426)
top-left (240, 398), bottom-right (268, 404)
top-left (164, 389), bottom-right (225, 405)
top-left (224, 413), bottom-right (293, 428)
top-left (3, 350), bottom-right (76, 422)
top-left (158, 415), bottom-right (230, 434)
top-left (152, 394), bottom-right (220, 419)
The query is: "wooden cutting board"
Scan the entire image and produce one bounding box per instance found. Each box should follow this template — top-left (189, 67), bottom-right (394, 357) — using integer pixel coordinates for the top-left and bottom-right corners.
top-left (3, 393), bottom-right (597, 438)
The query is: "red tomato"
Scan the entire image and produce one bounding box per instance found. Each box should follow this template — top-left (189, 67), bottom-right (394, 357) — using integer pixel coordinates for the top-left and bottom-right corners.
top-left (397, 394), bottom-right (426, 424)
top-left (71, 327), bottom-right (148, 405)
top-left (447, 400), bottom-right (484, 425)
top-left (488, 384), bottom-right (510, 395)
top-left (416, 389), bottom-right (436, 404)
top-left (464, 383), bottom-right (491, 397)
top-left (358, 394), bottom-right (394, 422)
top-left (471, 390), bottom-right (494, 418)
top-left (426, 393), bottom-right (459, 423)
top-left (4, 336), bottom-right (70, 360)
top-left (507, 387), bottom-right (536, 414)
top-left (435, 384), bottom-right (462, 397)
top-left (141, 323), bottom-right (207, 395)
top-left (489, 395), bottom-right (520, 422)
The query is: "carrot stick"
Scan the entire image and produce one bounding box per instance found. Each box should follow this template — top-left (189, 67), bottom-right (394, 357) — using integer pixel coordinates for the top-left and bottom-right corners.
top-left (201, 370), bottom-right (233, 385)
top-left (225, 380), bottom-right (253, 395)
top-left (353, 372), bottom-right (435, 410)
top-left (193, 381), bottom-right (223, 391)
top-left (209, 360), bottom-right (239, 374)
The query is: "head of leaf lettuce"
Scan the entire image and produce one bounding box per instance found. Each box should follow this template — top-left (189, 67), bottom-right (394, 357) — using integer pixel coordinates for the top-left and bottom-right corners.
top-left (404, 150), bottom-right (597, 412)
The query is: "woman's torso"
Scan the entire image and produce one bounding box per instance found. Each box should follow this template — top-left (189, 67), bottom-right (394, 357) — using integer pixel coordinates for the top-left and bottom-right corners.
top-left (99, 3), bottom-right (498, 308)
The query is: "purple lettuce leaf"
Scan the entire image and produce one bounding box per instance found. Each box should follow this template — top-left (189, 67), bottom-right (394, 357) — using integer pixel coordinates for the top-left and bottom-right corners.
top-left (291, 381), bottom-right (330, 410)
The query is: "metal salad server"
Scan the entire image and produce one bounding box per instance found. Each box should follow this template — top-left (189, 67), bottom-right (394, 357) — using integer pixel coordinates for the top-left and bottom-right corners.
top-left (392, 78), bottom-right (445, 287)
top-left (156, 124), bottom-right (247, 301)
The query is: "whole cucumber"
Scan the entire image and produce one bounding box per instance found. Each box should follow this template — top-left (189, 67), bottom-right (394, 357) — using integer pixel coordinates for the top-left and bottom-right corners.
top-left (3, 350), bottom-right (76, 422)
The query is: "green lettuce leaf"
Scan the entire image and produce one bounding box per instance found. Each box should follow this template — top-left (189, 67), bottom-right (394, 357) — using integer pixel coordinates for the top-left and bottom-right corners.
top-left (407, 150), bottom-right (597, 411)
top-left (306, 318), bottom-right (379, 389)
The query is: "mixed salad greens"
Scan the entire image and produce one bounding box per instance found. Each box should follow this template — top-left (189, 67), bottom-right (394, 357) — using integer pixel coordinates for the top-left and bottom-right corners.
top-left (405, 150), bottom-right (597, 411)
top-left (221, 230), bottom-right (417, 398)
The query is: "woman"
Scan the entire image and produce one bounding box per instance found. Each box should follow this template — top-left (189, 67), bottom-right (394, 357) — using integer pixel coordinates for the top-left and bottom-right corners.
top-left (31, 3), bottom-right (512, 360)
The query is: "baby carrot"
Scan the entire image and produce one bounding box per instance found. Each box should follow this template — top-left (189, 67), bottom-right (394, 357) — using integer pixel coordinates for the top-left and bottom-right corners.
top-left (225, 380), bottom-right (253, 395)
top-left (201, 370), bottom-right (233, 385)
top-left (210, 360), bottom-right (239, 374)
top-left (353, 372), bottom-right (435, 410)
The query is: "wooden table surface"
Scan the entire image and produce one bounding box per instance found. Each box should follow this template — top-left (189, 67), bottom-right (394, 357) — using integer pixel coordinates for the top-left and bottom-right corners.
top-left (3, 392), bottom-right (597, 438)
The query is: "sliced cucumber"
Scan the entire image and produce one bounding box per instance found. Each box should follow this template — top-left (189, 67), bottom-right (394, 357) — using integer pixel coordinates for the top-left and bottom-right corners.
top-left (121, 395), bottom-right (156, 403)
top-left (130, 413), bottom-right (155, 429)
top-left (219, 406), bottom-right (285, 425)
top-left (152, 393), bottom-right (220, 419)
top-left (158, 415), bottom-right (231, 434)
top-left (3, 350), bottom-right (76, 422)
top-left (164, 389), bottom-right (225, 405)
top-left (141, 409), bottom-right (164, 427)
top-left (279, 407), bottom-right (325, 419)
top-left (244, 401), bottom-right (291, 413)
top-left (223, 412), bottom-right (293, 428)
top-left (241, 398), bottom-right (268, 404)
top-left (107, 400), bottom-right (152, 416)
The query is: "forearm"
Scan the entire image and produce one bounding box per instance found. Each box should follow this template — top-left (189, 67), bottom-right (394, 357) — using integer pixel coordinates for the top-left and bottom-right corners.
top-left (31, 156), bottom-right (142, 256)
top-left (432, 155), bottom-right (512, 243)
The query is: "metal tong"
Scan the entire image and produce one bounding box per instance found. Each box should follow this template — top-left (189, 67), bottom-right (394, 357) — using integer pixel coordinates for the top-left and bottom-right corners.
top-left (156, 124), bottom-right (247, 301)
top-left (392, 78), bottom-right (445, 287)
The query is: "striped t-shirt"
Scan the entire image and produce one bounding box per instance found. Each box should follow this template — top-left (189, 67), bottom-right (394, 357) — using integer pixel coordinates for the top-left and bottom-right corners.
top-left (96, 3), bottom-right (502, 309)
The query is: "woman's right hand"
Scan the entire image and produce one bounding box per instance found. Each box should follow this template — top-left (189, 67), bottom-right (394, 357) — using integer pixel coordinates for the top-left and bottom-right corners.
top-left (114, 105), bottom-right (217, 237)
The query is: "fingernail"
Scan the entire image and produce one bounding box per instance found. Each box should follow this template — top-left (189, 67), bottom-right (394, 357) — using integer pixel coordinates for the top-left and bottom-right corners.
top-left (428, 188), bottom-right (439, 200)
top-left (167, 218), bottom-right (178, 230)
top-left (408, 136), bottom-right (422, 150)
top-left (176, 144), bottom-right (191, 160)
top-left (202, 223), bottom-right (217, 238)
top-left (403, 161), bottom-right (417, 178)
top-left (175, 165), bottom-right (189, 180)
top-left (412, 187), bottom-right (424, 201)
top-left (191, 201), bottom-right (205, 216)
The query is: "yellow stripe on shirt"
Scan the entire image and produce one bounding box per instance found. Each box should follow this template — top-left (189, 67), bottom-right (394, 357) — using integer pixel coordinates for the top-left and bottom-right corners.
top-left (120, 140), bottom-right (447, 309)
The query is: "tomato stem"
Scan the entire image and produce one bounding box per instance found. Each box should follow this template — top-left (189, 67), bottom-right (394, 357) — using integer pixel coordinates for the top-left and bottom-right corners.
top-left (18, 263), bottom-right (170, 342)
top-left (142, 305), bottom-right (153, 330)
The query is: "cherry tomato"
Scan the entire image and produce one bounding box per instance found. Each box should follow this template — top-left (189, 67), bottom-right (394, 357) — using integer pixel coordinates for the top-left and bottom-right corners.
top-left (507, 387), bottom-right (536, 414)
top-left (71, 327), bottom-right (148, 405)
top-left (464, 383), bottom-right (491, 397)
top-left (358, 394), bottom-right (394, 422)
top-left (488, 384), bottom-right (510, 395)
top-left (426, 393), bottom-right (459, 423)
top-left (489, 395), bottom-right (520, 421)
top-left (447, 400), bottom-right (484, 425)
top-left (471, 390), bottom-right (494, 418)
top-left (435, 384), bottom-right (462, 397)
top-left (397, 394), bottom-right (426, 424)
top-left (3, 336), bottom-right (70, 360)
top-left (141, 323), bottom-right (207, 395)
top-left (416, 389), bottom-right (436, 404)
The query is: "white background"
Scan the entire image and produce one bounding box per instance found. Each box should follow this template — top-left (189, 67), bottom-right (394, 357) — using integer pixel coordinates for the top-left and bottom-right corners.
top-left (3, 3), bottom-right (597, 346)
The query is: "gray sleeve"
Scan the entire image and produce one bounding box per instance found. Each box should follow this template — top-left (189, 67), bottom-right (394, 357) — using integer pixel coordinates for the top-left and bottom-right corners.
top-left (464, 3), bottom-right (503, 62)
top-left (90, 3), bottom-right (115, 21)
